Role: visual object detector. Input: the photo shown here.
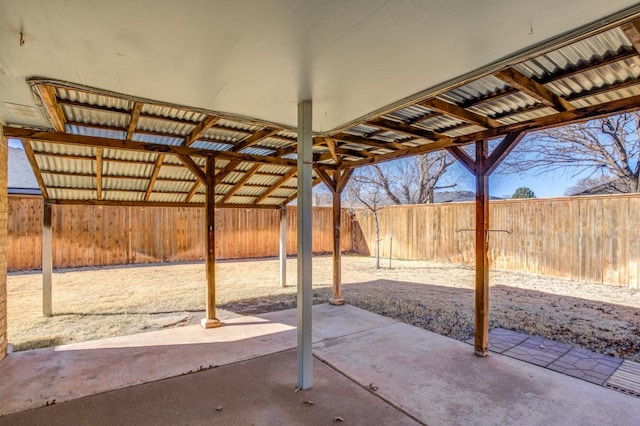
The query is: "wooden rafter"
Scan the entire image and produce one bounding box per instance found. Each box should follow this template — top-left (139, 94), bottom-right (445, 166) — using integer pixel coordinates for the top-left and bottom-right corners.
top-left (232, 128), bottom-right (279, 152)
top-left (316, 147), bottom-right (370, 163)
top-left (494, 68), bottom-right (575, 112)
top-left (184, 182), bottom-right (201, 202)
top-left (254, 167), bottom-right (296, 204)
top-left (339, 139), bottom-right (453, 169)
top-left (38, 85), bottom-right (67, 132)
top-left (21, 140), bottom-right (49, 199)
top-left (419, 98), bottom-right (501, 129)
top-left (622, 20), bottom-right (640, 54)
top-left (221, 163), bottom-right (261, 203)
top-left (176, 154), bottom-right (206, 184)
top-left (96, 148), bottom-right (103, 200)
top-left (324, 138), bottom-right (340, 164)
top-left (4, 128), bottom-right (297, 167)
top-left (184, 115), bottom-right (220, 147)
top-left (144, 154), bottom-right (165, 201)
top-left (215, 160), bottom-right (242, 185)
top-left (126, 102), bottom-right (143, 141)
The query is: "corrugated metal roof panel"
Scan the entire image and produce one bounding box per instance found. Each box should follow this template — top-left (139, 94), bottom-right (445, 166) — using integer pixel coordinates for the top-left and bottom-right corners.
top-left (103, 190), bottom-right (144, 202)
top-left (102, 177), bottom-right (148, 191)
top-left (141, 104), bottom-right (205, 123)
top-left (215, 183), bottom-right (234, 194)
top-left (152, 180), bottom-right (193, 193)
top-left (191, 194), bottom-right (205, 203)
top-left (55, 87), bottom-right (133, 111)
top-left (572, 84), bottom-right (640, 108)
top-left (516, 28), bottom-right (631, 80)
top-left (103, 161), bottom-right (154, 177)
top-left (65, 124), bottom-right (126, 141)
top-left (63, 105), bottom-right (129, 128)
top-left (441, 124), bottom-right (486, 137)
top-left (137, 116), bottom-right (193, 136)
top-left (498, 106), bottom-right (557, 125)
top-left (467, 92), bottom-right (538, 119)
top-left (190, 141), bottom-right (232, 151)
top-left (36, 156), bottom-right (95, 174)
top-left (253, 137), bottom-right (292, 150)
top-left (222, 171), bottom-right (243, 185)
top-left (270, 187), bottom-right (296, 198)
top-left (42, 173), bottom-right (96, 189)
top-left (132, 132), bottom-right (183, 146)
top-left (32, 141), bottom-right (95, 157)
top-left (158, 165), bottom-right (196, 181)
top-left (48, 188), bottom-right (98, 200)
top-left (215, 118), bottom-right (262, 133)
top-left (257, 198), bottom-right (284, 206)
top-left (259, 165), bottom-right (293, 175)
top-left (235, 186), bottom-right (265, 197)
top-left (147, 192), bottom-right (184, 203)
top-left (203, 127), bottom-right (251, 144)
top-left (238, 147), bottom-right (275, 156)
top-left (277, 130), bottom-right (297, 139)
top-left (415, 115), bottom-right (464, 131)
top-left (439, 75), bottom-right (510, 105)
top-left (383, 104), bottom-right (433, 123)
top-left (247, 174), bottom-right (281, 187)
top-left (102, 149), bottom-right (158, 163)
top-left (226, 196), bottom-right (259, 205)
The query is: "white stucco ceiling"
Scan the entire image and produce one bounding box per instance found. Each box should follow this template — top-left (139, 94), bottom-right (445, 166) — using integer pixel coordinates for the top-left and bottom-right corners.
top-left (1, 0), bottom-right (640, 132)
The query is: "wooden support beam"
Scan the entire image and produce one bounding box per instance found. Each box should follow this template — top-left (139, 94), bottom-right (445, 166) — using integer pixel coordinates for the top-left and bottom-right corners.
top-left (474, 140), bottom-right (489, 357)
top-left (329, 169), bottom-right (352, 306)
top-left (486, 132), bottom-right (525, 175)
top-left (96, 148), bottom-right (103, 200)
top-left (324, 138), bottom-right (340, 164)
top-left (279, 206), bottom-right (287, 288)
top-left (4, 128), bottom-right (297, 167)
top-left (419, 98), bottom-right (501, 129)
top-left (297, 100), bottom-right (313, 390)
top-left (446, 146), bottom-right (476, 174)
top-left (314, 168), bottom-right (336, 193)
top-left (215, 160), bottom-right (242, 185)
top-left (184, 182), bottom-right (201, 203)
top-left (176, 154), bottom-right (206, 184)
top-left (47, 199), bottom-right (277, 209)
top-left (202, 155), bottom-right (221, 329)
top-left (232, 128), bottom-right (278, 152)
top-left (144, 154), bottom-right (165, 201)
top-left (622, 20), bottom-right (640, 54)
top-left (367, 117), bottom-right (447, 141)
top-left (184, 115), bottom-right (220, 147)
top-left (254, 168), bottom-right (297, 204)
top-left (38, 85), bottom-right (67, 132)
top-left (126, 102), bottom-right (143, 141)
top-left (220, 163), bottom-right (261, 203)
top-left (338, 139), bottom-right (453, 169)
top-left (21, 140), bottom-right (49, 199)
top-left (494, 68), bottom-right (575, 112)
top-left (42, 202), bottom-right (53, 317)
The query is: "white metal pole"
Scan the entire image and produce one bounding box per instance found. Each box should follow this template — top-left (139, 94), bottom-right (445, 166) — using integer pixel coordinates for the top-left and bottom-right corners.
top-left (297, 100), bottom-right (313, 389)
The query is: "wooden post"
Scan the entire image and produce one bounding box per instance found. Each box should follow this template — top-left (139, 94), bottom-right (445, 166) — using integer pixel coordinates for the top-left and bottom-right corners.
top-left (201, 156), bottom-right (221, 328)
top-left (297, 100), bottom-right (313, 390)
top-left (474, 140), bottom-right (489, 356)
top-left (330, 187), bottom-right (344, 305)
top-left (279, 205), bottom-right (287, 288)
top-left (42, 201), bottom-right (52, 317)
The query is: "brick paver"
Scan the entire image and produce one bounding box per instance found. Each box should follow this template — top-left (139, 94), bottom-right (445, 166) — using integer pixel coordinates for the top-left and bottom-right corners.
top-left (548, 347), bottom-right (622, 385)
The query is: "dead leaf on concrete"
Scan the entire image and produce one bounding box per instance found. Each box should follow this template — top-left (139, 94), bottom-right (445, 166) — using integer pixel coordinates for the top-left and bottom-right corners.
top-left (368, 383), bottom-right (378, 391)
top-left (294, 386), bottom-right (301, 393)
top-left (215, 405), bottom-right (224, 412)
top-left (304, 400), bottom-right (314, 406)
top-left (333, 416), bottom-right (344, 422)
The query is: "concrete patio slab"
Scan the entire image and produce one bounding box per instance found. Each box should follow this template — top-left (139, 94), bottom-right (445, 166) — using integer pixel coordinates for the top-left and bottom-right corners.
top-left (0, 349), bottom-right (418, 426)
top-left (2, 304), bottom-right (639, 425)
top-left (313, 321), bottom-right (640, 426)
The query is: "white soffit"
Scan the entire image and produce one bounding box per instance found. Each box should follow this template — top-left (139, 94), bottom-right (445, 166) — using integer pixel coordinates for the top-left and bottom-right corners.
top-left (0, 0), bottom-right (639, 132)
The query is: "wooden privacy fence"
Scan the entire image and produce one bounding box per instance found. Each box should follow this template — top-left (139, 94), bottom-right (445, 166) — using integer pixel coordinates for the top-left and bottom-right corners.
top-left (353, 193), bottom-right (640, 288)
top-left (8, 196), bottom-right (361, 271)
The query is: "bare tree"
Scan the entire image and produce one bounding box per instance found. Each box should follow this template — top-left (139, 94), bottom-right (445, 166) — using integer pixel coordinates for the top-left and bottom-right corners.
top-left (500, 113), bottom-right (640, 193)
top-left (363, 151), bottom-right (459, 204)
top-left (346, 168), bottom-right (386, 269)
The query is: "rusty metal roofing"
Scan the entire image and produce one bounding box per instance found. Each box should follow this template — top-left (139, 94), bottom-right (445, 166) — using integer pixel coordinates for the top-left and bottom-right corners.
top-left (7, 17), bottom-right (640, 208)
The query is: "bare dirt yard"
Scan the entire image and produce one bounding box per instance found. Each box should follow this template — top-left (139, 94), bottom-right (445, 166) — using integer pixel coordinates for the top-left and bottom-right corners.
top-left (7, 256), bottom-right (640, 361)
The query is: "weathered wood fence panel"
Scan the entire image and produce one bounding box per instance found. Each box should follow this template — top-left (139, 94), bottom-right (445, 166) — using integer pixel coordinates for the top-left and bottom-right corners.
top-left (8, 197), bottom-right (357, 271)
top-left (353, 194), bottom-right (640, 288)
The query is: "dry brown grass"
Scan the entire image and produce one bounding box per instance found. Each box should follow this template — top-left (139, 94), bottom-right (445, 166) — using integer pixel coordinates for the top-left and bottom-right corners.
top-left (7, 256), bottom-right (640, 361)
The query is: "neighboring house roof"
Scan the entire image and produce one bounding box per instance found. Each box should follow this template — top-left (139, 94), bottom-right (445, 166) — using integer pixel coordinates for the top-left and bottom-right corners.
top-left (570, 178), bottom-right (632, 196)
top-left (8, 147), bottom-right (41, 195)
